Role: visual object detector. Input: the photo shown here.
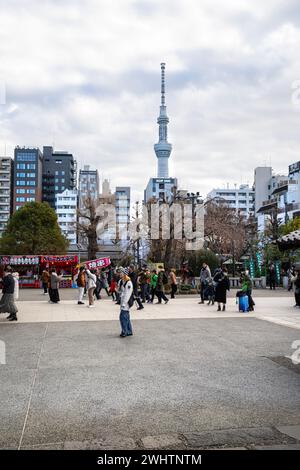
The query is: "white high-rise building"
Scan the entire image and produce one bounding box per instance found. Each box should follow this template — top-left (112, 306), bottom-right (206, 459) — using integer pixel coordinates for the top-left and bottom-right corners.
top-left (115, 186), bottom-right (131, 241)
top-left (0, 157), bottom-right (12, 235)
top-left (207, 184), bottom-right (255, 218)
top-left (55, 189), bottom-right (78, 245)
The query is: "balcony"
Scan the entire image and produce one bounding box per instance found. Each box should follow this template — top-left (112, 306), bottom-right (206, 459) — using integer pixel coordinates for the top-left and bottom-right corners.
top-left (257, 199), bottom-right (277, 214)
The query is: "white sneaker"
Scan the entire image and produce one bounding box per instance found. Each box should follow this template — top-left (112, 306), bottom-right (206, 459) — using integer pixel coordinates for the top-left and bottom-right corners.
top-left (89, 305), bottom-right (95, 308)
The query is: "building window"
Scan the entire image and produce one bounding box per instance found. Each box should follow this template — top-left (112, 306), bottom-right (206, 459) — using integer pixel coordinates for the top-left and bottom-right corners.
top-left (16, 154), bottom-right (36, 162)
top-left (17, 173), bottom-right (26, 177)
top-left (27, 164), bottom-right (36, 169)
top-left (16, 197), bottom-right (26, 202)
top-left (16, 189), bottom-right (26, 194)
top-left (17, 163), bottom-right (26, 169)
top-left (16, 180), bottom-right (26, 186)
top-left (55, 186), bottom-right (59, 191)
top-left (28, 181), bottom-right (36, 186)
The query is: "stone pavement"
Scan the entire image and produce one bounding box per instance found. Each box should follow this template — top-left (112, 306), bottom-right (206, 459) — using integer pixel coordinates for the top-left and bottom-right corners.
top-left (0, 308), bottom-right (299, 450)
top-left (1, 294), bottom-right (300, 330)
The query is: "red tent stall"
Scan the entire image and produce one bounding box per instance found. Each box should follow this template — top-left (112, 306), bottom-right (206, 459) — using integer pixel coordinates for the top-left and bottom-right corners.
top-left (40, 255), bottom-right (79, 288)
top-left (0, 255), bottom-right (79, 288)
top-left (0, 256), bottom-right (40, 288)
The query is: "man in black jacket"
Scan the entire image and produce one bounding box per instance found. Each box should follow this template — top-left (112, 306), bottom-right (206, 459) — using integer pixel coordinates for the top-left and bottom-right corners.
top-left (128, 265), bottom-right (144, 310)
top-left (0, 266), bottom-right (18, 321)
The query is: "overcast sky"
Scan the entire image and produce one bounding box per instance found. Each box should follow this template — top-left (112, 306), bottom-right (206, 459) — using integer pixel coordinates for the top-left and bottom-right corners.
top-left (0, 0), bottom-right (299, 201)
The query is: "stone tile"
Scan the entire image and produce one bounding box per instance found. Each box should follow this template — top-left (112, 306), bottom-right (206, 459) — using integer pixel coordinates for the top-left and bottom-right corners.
top-left (254, 444), bottom-right (300, 450)
top-left (184, 427), bottom-right (295, 448)
top-left (276, 425), bottom-right (300, 441)
top-left (64, 437), bottom-right (137, 450)
top-left (21, 442), bottom-right (64, 450)
top-left (0, 368), bottom-right (35, 448)
top-left (141, 434), bottom-right (184, 449)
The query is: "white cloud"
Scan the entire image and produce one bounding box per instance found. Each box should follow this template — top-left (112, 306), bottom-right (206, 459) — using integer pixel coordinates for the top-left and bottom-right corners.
top-left (0, 0), bottom-right (299, 199)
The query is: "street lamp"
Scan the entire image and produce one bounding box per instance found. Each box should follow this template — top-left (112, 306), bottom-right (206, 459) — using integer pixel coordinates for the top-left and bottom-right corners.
top-left (76, 243), bottom-right (83, 264)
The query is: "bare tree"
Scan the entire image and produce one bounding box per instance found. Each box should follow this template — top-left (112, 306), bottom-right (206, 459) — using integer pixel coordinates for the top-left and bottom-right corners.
top-left (204, 200), bottom-right (247, 264)
top-left (77, 195), bottom-right (103, 260)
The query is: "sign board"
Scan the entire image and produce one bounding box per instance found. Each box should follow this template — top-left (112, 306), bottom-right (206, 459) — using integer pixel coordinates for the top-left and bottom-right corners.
top-left (85, 257), bottom-right (111, 270)
top-left (40, 255), bottom-right (78, 264)
top-left (0, 256), bottom-right (39, 265)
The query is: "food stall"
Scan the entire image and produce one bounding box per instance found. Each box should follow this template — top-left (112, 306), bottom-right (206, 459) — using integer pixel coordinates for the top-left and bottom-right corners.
top-left (40, 255), bottom-right (79, 288)
top-left (0, 255), bottom-right (40, 288)
top-left (0, 255), bottom-right (79, 288)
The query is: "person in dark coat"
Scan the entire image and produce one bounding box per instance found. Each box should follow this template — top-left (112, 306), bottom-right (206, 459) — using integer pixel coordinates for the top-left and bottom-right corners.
top-left (0, 266), bottom-right (18, 321)
top-left (214, 267), bottom-right (230, 311)
top-left (268, 264), bottom-right (276, 290)
top-left (128, 265), bottom-right (144, 310)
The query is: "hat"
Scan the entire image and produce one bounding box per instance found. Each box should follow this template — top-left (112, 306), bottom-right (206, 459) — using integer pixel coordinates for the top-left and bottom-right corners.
top-left (119, 267), bottom-right (129, 275)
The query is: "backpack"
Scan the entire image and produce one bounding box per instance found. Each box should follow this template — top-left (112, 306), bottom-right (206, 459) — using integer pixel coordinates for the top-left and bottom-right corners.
top-left (124, 281), bottom-right (135, 308)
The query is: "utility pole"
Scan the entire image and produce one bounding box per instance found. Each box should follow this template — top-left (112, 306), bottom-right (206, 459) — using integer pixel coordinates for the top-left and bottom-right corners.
top-left (135, 201), bottom-right (140, 268)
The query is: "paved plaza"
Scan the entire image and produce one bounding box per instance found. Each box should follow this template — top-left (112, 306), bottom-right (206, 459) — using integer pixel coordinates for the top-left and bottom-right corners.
top-left (0, 290), bottom-right (300, 450)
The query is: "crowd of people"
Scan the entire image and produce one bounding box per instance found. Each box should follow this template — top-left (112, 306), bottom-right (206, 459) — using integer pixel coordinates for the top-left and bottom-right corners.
top-left (1, 261), bottom-right (299, 330)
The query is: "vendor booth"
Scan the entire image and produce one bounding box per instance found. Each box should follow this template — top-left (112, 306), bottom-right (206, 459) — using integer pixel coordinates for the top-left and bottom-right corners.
top-left (0, 255), bottom-right (79, 288)
top-left (40, 255), bottom-right (79, 288)
top-left (0, 255), bottom-right (40, 288)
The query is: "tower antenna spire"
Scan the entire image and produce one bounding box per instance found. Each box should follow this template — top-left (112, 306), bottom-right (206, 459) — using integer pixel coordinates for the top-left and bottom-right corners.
top-left (154, 62), bottom-right (172, 178)
top-left (161, 62), bottom-right (166, 106)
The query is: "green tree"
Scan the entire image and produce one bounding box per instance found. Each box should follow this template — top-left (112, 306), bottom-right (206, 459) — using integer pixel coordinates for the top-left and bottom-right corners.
top-left (280, 217), bottom-right (300, 236)
top-left (0, 202), bottom-right (68, 254)
top-left (185, 249), bottom-right (219, 276)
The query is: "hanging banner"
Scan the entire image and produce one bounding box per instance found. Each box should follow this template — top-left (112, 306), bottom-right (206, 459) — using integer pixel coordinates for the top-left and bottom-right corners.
top-left (85, 257), bottom-right (111, 270)
top-left (40, 255), bottom-right (78, 264)
top-left (0, 255), bottom-right (39, 265)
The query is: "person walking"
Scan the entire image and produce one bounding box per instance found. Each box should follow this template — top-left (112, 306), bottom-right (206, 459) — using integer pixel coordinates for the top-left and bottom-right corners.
top-left (0, 266), bottom-right (18, 321)
top-left (86, 268), bottom-right (97, 308)
top-left (94, 270), bottom-right (102, 300)
top-left (156, 268), bottom-right (169, 304)
top-left (199, 263), bottom-right (211, 304)
top-left (12, 271), bottom-right (19, 302)
top-left (291, 270), bottom-right (300, 307)
top-left (75, 266), bottom-right (86, 305)
top-left (139, 267), bottom-right (150, 303)
top-left (149, 269), bottom-right (158, 303)
top-left (269, 264), bottom-right (277, 290)
top-left (128, 265), bottom-right (144, 310)
top-left (214, 267), bottom-right (230, 311)
top-left (109, 276), bottom-right (117, 301)
top-left (240, 270), bottom-right (255, 311)
top-left (49, 268), bottom-right (62, 304)
top-left (169, 268), bottom-right (178, 299)
top-left (119, 267), bottom-right (134, 338)
top-left (205, 277), bottom-right (215, 306)
top-left (100, 269), bottom-right (110, 297)
top-left (41, 268), bottom-right (50, 295)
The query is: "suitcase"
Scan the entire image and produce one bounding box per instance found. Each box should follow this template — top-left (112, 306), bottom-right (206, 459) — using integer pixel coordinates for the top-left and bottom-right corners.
top-left (238, 295), bottom-right (249, 312)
